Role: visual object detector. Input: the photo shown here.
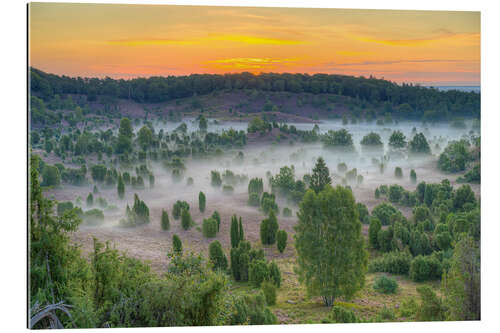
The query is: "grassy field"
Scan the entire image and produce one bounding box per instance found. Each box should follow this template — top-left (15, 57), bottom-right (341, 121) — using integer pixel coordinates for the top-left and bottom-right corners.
top-left (229, 256), bottom-right (441, 324)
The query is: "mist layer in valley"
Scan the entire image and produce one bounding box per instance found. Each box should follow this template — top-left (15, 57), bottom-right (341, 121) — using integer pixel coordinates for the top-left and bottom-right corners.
top-left (42, 119), bottom-right (479, 272)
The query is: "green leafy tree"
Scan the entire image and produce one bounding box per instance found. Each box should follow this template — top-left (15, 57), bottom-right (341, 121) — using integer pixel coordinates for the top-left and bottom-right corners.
top-left (137, 125), bottom-right (153, 150)
top-left (409, 133), bottom-right (431, 154)
top-left (29, 155), bottom-right (88, 320)
top-left (360, 132), bottom-right (383, 147)
top-left (199, 191), bottom-right (206, 213)
top-left (442, 235), bottom-right (480, 320)
top-left (260, 211), bottom-right (279, 245)
top-left (294, 186), bottom-right (368, 306)
top-left (389, 130), bottom-right (407, 149)
top-left (310, 157), bottom-right (331, 193)
top-left (322, 129), bottom-right (354, 151)
top-left (161, 209), bottom-right (170, 230)
top-left (438, 140), bottom-right (471, 172)
top-left (208, 240), bottom-right (227, 271)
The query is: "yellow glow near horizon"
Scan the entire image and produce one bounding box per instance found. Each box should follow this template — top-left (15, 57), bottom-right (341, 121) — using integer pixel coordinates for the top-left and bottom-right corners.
top-left (29, 3), bottom-right (480, 85)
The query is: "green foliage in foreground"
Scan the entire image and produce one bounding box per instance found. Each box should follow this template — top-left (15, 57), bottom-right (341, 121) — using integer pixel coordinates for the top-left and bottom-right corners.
top-left (329, 305), bottom-right (359, 323)
top-left (261, 281), bottom-right (277, 306)
top-left (294, 186), bottom-right (368, 306)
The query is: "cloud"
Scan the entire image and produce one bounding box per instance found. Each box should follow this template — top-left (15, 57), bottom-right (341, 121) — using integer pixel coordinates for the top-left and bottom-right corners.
top-left (325, 59), bottom-right (475, 67)
top-left (205, 57), bottom-right (299, 70)
top-left (107, 35), bottom-right (303, 46)
top-left (351, 32), bottom-right (479, 47)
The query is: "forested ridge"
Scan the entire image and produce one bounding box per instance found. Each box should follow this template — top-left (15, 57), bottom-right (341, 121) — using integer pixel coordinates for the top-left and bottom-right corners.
top-left (30, 67), bottom-right (480, 120)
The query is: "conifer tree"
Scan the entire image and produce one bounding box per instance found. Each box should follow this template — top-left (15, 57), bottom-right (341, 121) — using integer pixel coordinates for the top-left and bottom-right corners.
top-left (310, 157), bottom-right (331, 193)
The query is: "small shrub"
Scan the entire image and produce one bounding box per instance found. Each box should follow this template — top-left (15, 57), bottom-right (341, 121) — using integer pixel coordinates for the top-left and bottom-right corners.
top-left (368, 251), bottom-right (412, 275)
top-left (377, 306), bottom-right (396, 321)
top-left (330, 305), bottom-right (358, 323)
top-left (172, 234), bottom-right (182, 253)
top-left (372, 202), bottom-right (398, 226)
top-left (415, 286), bottom-right (445, 321)
top-left (161, 209), bottom-right (170, 230)
top-left (202, 217), bottom-right (218, 238)
top-left (212, 210), bottom-right (221, 231)
top-left (222, 184), bottom-right (234, 195)
top-left (211, 170), bottom-right (222, 187)
top-left (198, 191), bottom-right (206, 212)
top-left (282, 207), bottom-right (292, 217)
top-left (268, 261), bottom-right (281, 288)
top-left (86, 193), bottom-right (94, 207)
top-left (208, 240), bottom-right (227, 271)
top-left (276, 230), bottom-right (287, 253)
top-left (261, 281), bottom-right (277, 306)
top-left (409, 255), bottom-right (442, 282)
top-left (410, 169), bottom-right (417, 183)
top-left (172, 200), bottom-right (189, 220)
top-left (181, 209), bottom-right (194, 230)
top-left (248, 192), bottom-right (260, 206)
top-left (84, 208), bottom-right (104, 225)
top-left (249, 260), bottom-right (269, 287)
top-left (57, 201), bottom-right (74, 216)
top-left (373, 275), bottom-right (398, 294)
top-left (395, 167), bottom-right (403, 178)
top-left (260, 211), bottom-right (279, 245)
top-left (399, 297), bottom-right (418, 318)
top-left (337, 162), bottom-right (348, 173)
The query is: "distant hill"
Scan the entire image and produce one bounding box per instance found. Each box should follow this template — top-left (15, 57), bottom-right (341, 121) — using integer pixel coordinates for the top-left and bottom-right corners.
top-left (29, 67), bottom-right (480, 125)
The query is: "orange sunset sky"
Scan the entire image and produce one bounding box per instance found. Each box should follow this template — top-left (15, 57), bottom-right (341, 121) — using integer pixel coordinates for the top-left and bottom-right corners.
top-left (29, 3), bottom-right (480, 86)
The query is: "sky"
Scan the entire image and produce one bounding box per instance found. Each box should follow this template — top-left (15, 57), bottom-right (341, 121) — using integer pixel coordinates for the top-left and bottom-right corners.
top-left (29, 3), bottom-right (480, 86)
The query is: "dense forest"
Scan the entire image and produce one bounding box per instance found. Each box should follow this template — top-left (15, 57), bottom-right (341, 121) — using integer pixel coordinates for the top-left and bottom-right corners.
top-left (30, 67), bottom-right (480, 123)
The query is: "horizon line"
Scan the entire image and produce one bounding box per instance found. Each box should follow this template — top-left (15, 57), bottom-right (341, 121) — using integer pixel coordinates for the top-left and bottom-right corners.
top-left (29, 66), bottom-right (480, 88)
